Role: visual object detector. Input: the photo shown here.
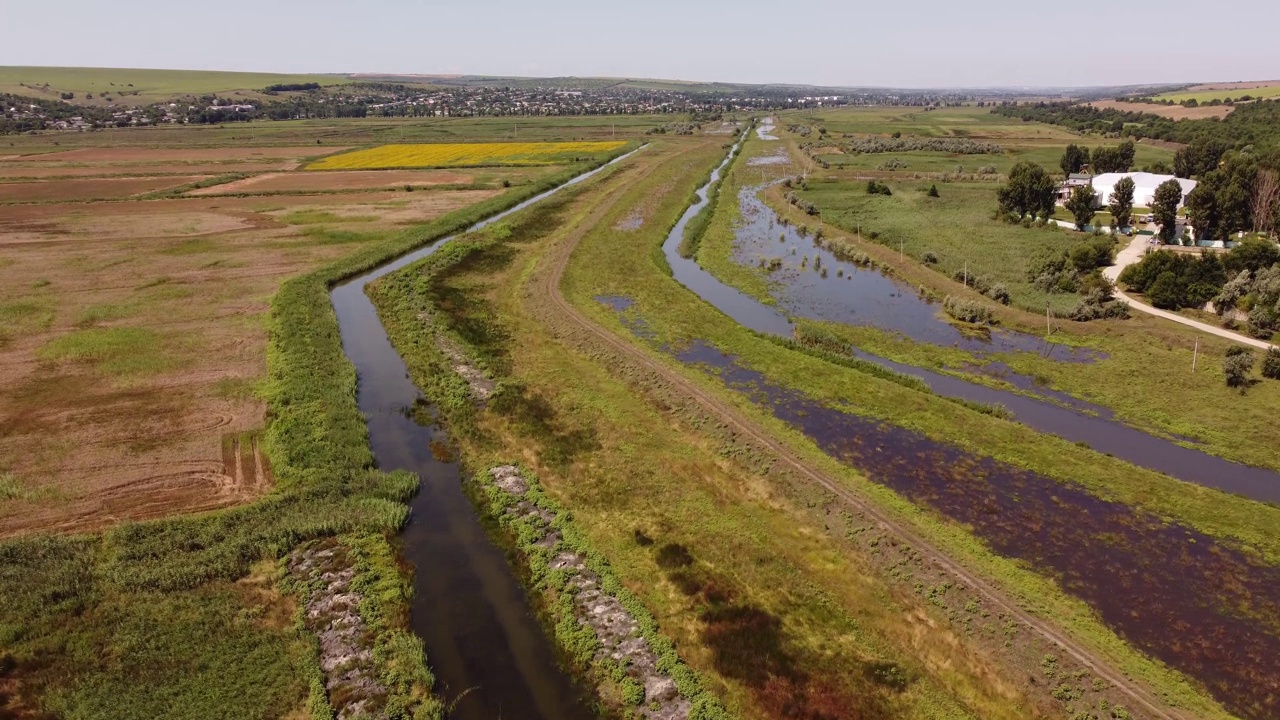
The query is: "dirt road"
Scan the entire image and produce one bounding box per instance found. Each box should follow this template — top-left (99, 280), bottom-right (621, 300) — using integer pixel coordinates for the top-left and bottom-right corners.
top-left (1106, 235), bottom-right (1276, 350)
top-left (534, 150), bottom-right (1191, 720)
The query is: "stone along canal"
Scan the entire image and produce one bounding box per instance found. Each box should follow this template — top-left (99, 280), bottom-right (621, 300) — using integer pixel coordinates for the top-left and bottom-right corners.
top-left (329, 150), bottom-right (642, 720)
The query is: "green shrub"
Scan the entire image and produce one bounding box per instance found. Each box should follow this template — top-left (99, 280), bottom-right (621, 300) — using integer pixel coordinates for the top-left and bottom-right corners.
top-left (1262, 348), bottom-right (1280, 379)
top-left (942, 295), bottom-right (993, 324)
top-left (1224, 347), bottom-right (1255, 388)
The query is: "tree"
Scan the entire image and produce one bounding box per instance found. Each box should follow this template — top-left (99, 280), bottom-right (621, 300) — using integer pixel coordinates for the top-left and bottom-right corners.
top-left (928, 184), bottom-right (940, 198)
top-left (1060, 144), bottom-right (1090, 175)
top-left (1185, 183), bottom-right (1220, 241)
top-left (1109, 176), bottom-right (1136, 228)
top-left (1224, 346), bottom-right (1255, 388)
top-left (1147, 271), bottom-right (1184, 308)
top-left (997, 161), bottom-right (1056, 220)
top-left (1174, 139), bottom-right (1229, 179)
top-left (1252, 169), bottom-right (1279, 236)
top-left (1262, 348), bottom-right (1280, 380)
top-left (1117, 140), bottom-right (1135, 172)
top-left (1066, 185), bottom-right (1097, 230)
top-left (1152, 179), bottom-right (1184, 242)
top-left (1224, 237), bottom-right (1280, 274)
top-left (1090, 141), bottom-right (1135, 173)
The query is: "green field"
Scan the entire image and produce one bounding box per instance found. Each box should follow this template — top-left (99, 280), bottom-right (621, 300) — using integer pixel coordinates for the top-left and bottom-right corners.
top-left (787, 105), bottom-right (1083, 140)
top-left (794, 179), bottom-right (1099, 313)
top-left (0, 66), bottom-right (352, 104)
top-left (0, 115), bottom-right (669, 156)
top-left (1157, 84), bottom-right (1280, 103)
top-left (815, 142), bottom-right (1173, 175)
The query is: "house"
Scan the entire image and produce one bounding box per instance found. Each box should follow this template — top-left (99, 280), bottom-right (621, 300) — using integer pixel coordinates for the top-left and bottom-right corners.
top-left (1056, 173), bottom-right (1093, 202)
top-left (1091, 172), bottom-right (1196, 208)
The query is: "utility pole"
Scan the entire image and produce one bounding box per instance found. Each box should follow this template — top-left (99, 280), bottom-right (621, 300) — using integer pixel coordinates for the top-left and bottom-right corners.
top-left (1046, 305), bottom-right (1051, 337)
top-left (963, 261), bottom-right (968, 288)
top-left (1192, 336), bottom-right (1200, 372)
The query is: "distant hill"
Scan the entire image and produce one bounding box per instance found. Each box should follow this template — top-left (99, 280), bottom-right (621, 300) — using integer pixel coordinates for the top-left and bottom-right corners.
top-left (0, 66), bottom-right (352, 106)
top-left (0, 66), bottom-right (1245, 107)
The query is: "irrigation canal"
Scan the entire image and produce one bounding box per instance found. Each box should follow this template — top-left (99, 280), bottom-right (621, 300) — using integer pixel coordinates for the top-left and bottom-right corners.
top-left (650, 136), bottom-right (1280, 719)
top-left (329, 149), bottom-right (642, 720)
top-left (664, 155), bottom-right (1280, 504)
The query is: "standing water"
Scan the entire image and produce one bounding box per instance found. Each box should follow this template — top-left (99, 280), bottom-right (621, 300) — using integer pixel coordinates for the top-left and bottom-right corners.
top-left (329, 149), bottom-right (642, 720)
top-left (660, 146), bottom-right (1280, 504)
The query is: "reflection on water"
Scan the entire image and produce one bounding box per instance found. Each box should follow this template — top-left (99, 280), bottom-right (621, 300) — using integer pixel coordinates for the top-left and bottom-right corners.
top-left (325, 151), bottom-right (644, 720)
top-left (656, 153), bottom-right (1280, 502)
top-left (732, 187), bottom-right (1100, 361)
top-left (674, 340), bottom-right (1280, 720)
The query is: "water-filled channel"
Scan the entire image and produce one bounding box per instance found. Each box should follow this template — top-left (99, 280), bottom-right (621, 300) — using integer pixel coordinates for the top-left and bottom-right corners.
top-left (329, 150), bottom-right (641, 720)
top-left (647, 142), bottom-right (1280, 720)
top-left (661, 167), bottom-right (1280, 504)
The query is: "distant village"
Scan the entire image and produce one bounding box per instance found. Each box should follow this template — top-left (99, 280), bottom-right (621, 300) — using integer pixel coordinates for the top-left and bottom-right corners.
top-left (1, 82), bottom-right (993, 134)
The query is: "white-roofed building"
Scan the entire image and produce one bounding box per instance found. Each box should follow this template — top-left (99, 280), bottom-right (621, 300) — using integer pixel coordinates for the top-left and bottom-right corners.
top-left (1090, 172), bottom-right (1197, 208)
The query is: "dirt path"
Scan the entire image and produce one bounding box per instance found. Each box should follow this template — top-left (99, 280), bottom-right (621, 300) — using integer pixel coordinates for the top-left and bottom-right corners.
top-left (1106, 235), bottom-right (1276, 350)
top-left (535, 150), bottom-right (1191, 720)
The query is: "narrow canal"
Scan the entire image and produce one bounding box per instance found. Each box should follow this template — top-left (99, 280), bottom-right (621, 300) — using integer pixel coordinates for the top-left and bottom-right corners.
top-left (329, 150), bottom-right (640, 720)
top-left (648, 135), bottom-right (1280, 720)
top-left (663, 159), bottom-right (1280, 504)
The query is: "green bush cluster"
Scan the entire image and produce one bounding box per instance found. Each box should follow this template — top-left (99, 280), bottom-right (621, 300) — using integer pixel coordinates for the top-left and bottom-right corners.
top-left (843, 136), bottom-right (1003, 155)
top-left (942, 295), bottom-right (994, 324)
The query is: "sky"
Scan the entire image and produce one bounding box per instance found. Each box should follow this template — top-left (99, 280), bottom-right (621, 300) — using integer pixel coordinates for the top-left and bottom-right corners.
top-left (3, 0), bottom-right (1279, 88)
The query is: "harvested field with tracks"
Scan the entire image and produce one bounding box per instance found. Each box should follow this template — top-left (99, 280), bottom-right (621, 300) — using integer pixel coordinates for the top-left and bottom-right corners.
top-left (1086, 99), bottom-right (1233, 120)
top-left (12, 145), bottom-right (347, 164)
top-left (0, 142), bottom-right (551, 536)
top-left (0, 175), bottom-right (208, 202)
top-left (188, 169), bottom-right (476, 195)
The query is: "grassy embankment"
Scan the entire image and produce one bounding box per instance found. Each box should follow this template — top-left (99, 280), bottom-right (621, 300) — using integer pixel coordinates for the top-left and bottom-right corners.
top-left (559, 139), bottom-right (1275, 717)
top-left (0, 144), bottom-right (633, 718)
top-left (692, 127), bottom-right (1280, 473)
top-left (369, 137), bottom-right (1037, 719)
top-left (370, 135), bottom-right (1270, 719)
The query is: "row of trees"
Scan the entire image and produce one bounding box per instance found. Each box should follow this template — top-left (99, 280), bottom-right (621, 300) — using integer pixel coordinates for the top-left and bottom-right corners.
top-left (992, 100), bottom-right (1280, 150)
top-left (1184, 153), bottom-right (1280, 241)
top-left (1058, 141), bottom-right (1136, 175)
top-left (997, 162), bottom-right (1056, 220)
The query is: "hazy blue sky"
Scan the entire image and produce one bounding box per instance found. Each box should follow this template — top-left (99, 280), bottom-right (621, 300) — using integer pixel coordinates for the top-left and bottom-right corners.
top-left (4, 0), bottom-right (1278, 87)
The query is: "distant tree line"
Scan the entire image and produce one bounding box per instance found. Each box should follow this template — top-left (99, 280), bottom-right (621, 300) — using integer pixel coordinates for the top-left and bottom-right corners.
top-left (991, 100), bottom-right (1280, 151)
top-left (1059, 141), bottom-right (1136, 175)
top-left (842, 136), bottom-right (1004, 155)
top-left (263, 82), bottom-right (322, 93)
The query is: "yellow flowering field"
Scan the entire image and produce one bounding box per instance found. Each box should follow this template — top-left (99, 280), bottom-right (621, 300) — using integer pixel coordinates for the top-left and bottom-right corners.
top-left (308, 141), bottom-right (627, 170)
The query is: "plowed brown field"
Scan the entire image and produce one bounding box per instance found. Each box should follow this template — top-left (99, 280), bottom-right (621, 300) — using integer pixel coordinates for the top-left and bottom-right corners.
top-left (0, 151), bottom-right (535, 537)
top-left (0, 175), bottom-right (208, 202)
top-left (188, 169), bottom-right (474, 195)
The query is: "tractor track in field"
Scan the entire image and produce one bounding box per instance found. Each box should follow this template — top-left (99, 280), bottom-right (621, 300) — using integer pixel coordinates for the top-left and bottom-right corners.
top-left (534, 148), bottom-right (1189, 720)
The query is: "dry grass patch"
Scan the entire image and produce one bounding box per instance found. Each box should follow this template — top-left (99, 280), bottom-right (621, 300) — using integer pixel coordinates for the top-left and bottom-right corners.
top-left (0, 168), bottom-right (507, 537)
top-left (187, 169), bottom-right (475, 195)
top-left (19, 146), bottom-right (345, 164)
top-left (1086, 100), bottom-right (1232, 120)
top-left (0, 175), bottom-right (208, 203)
